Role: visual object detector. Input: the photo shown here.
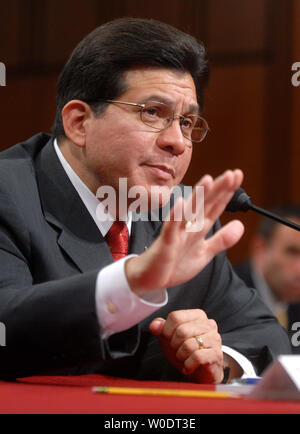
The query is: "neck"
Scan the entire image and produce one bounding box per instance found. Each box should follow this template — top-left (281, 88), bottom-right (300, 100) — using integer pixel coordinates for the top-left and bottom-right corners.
top-left (58, 138), bottom-right (101, 195)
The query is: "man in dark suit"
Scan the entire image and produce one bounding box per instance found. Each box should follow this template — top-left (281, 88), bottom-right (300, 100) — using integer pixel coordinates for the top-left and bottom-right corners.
top-left (234, 205), bottom-right (300, 353)
top-left (0, 18), bottom-right (291, 382)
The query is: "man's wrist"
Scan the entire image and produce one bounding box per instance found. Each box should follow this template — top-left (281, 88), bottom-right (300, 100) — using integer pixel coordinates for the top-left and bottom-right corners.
top-left (124, 256), bottom-right (148, 297)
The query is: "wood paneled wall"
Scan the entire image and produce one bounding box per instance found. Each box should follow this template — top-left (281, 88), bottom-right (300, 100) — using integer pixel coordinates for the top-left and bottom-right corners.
top-left (291, 0), bottom-right (300, 202)
top-left (0, 0), bottom-right (299, 263)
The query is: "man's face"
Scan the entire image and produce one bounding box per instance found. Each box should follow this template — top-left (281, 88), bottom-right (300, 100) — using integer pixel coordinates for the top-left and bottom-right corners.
top-left (82, 67), bottom-right (198, 208)
top-left (262, 219), bottom-right (300, 302)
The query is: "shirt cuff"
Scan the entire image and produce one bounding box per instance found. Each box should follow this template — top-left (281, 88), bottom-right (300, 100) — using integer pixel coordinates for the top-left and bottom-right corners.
top-left (222, 345), bottom-right (257, 378)
top-left (95, 255), bottom-right (168, 339)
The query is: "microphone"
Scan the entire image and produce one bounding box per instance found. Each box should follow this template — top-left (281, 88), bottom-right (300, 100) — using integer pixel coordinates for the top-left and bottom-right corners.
top-left (225, 187), bottom-right (300, 231)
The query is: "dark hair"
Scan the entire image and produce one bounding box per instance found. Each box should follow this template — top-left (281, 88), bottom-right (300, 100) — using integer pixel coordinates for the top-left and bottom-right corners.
top-left (258, 204), bottom-right (300, 239)
top-left (52, 17), bottom-right (209, 139)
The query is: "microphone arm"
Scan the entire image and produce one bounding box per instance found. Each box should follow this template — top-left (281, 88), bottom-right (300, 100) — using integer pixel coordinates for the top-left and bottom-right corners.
top-left (225, 187), bottom-right (300, 232)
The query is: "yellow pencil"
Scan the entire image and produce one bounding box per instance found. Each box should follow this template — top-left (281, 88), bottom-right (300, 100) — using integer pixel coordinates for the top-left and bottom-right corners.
top-left (92, 386), bottom-right (238, 399)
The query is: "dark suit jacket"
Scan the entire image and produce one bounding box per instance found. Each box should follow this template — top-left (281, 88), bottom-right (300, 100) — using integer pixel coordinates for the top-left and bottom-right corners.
top-left (0, 133), bottom-right (291, 380)
top-left (234, 261), bottom-right (300, 354)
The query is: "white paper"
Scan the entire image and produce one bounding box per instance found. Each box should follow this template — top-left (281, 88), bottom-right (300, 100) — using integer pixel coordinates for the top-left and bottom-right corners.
top-left (248, 355), bottom-right (300, 401)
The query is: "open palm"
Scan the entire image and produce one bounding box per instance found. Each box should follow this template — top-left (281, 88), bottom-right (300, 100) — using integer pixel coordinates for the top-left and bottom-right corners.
top-left (126, 169), bottom-right (244, 295)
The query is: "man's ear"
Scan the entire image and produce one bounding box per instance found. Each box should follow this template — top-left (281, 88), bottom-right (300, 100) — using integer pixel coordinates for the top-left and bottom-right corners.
top-left (61, 100), bottom-right (92, 147)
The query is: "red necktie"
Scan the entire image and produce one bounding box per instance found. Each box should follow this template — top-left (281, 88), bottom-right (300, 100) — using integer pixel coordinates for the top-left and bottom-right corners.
top-left (105, 221), bottom-right (129, 261)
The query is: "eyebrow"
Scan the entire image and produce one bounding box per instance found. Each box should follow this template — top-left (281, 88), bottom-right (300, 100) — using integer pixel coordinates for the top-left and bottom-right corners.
top-left (142, 94), bottom-right (200, 115)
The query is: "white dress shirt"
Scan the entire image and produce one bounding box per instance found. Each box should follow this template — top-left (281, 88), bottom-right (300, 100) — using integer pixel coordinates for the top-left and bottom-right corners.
top-left (53, 139), bottom-right (256, 378)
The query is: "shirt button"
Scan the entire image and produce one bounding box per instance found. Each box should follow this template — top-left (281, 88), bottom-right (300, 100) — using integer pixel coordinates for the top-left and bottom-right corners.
top-left (107, 303), bottom-right (117, 314)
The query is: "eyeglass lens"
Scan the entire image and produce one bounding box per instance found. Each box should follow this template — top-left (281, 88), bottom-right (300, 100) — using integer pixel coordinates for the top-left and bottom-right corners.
top-left (140, 102), bottom-right (207, 142)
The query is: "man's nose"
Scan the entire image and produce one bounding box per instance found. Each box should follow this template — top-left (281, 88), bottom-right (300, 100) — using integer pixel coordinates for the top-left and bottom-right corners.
top-left (156, 119), bottom-right (187, 155)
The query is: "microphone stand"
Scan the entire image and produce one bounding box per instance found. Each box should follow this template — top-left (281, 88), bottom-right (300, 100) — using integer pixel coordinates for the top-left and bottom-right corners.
top-left (248, 203), bottom-right (300, 232)
top-left (226, 187), bottom-right (300, 232)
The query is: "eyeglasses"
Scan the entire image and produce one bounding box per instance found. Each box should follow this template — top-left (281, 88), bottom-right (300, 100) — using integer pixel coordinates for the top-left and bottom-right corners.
top-left (105, 100), bottom-right (209, 144)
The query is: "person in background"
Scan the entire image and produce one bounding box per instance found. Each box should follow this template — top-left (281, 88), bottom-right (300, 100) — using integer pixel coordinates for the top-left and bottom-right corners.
top-left (234, 205), bottom-right (300, 353)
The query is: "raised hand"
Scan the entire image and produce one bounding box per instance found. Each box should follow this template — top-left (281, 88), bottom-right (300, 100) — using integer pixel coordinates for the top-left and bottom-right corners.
top-left (125, 169), bottom-right (244, 296)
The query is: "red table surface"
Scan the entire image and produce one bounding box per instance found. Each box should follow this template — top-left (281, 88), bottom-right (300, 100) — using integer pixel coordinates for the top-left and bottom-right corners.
top-left (0, 374), bottom-right (299, 414)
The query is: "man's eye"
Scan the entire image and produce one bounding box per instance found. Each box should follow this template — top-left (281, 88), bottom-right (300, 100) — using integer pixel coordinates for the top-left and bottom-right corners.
top-left (181, 117), bottom-right (194, 129)
top-left (144, 106), bottom-right (160, 117)
top-left (285, 246), bottom-right (300, 257)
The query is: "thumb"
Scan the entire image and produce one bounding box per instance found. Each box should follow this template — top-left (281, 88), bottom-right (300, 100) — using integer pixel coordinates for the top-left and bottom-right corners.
top-left (206, 220), bottom-right (244, 259)
top-left (149, 317), bottom-right (165, 336)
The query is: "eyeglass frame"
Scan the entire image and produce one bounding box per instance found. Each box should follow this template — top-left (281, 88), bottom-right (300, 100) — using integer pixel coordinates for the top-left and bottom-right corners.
top-left (104, 99), bottom-right (210, 144)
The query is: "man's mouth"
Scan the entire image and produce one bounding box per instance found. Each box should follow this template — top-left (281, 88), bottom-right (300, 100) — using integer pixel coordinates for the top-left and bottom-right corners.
top-left (144, 164), bottom-right (175, 180)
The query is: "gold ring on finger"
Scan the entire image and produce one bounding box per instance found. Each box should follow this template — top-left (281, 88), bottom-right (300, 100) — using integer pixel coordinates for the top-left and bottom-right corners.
top-left (195, 335), bottom-right (204, 349)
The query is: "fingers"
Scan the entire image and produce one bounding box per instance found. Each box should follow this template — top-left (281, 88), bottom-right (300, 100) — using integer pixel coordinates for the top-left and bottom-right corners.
top-left (163, 169), bottom-right (243, 237)
top-left (156, 309), bottom-right (223, 380)
top-left (160, 196), bottom-right (185, 243)
top-left (169, 318), bottom-right (218, 350)
top-left (160, 309), bottom-right (209, 341)
top-left (161, 168), bottom-right (243, 229)
top-left (175, 329), bottom-right (221, 362)
top-left (198, 169), bottom-right (243, 234)
top-left (175, 326), bottom-right (223, 377)
top-left (203, 169), bottom-right (243, 223)
top-left (182, 347), bottom-right (224, 381)
top-left (188, 169), bottom-right (243, 221)
top-left (149, 318), bottom-right (165, 336)
top-left (205, 219), bottom-right (245, 261)
top-left (182, 170), bottom-right (245, 262)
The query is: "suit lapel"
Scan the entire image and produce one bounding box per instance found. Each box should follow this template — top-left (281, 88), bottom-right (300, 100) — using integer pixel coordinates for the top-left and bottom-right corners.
top-left (34, 137), bottom-right (164, 272)
top-left (45, 209), bottom-right (113, 273)
top-left (35, 138), bottom-right (113, 272)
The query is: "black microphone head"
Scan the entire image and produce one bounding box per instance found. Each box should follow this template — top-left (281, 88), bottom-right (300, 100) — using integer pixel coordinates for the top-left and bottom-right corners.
top-left (225, 187), bottom-right (252, 212)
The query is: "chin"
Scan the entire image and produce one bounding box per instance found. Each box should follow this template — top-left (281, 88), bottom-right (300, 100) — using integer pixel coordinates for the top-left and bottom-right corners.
top-left (126, 174), bottom-right (177, 210)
